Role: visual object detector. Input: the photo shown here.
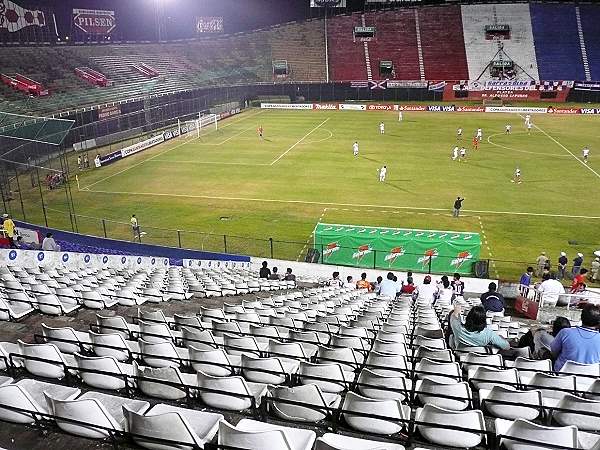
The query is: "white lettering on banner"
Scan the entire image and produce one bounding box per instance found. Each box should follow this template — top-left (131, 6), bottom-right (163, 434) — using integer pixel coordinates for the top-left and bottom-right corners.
top-left (313, 103), bottom-right (338, 110)
top-left (485, 107), bottom-right (548, 114)
top-left (581, 108), bottom-right (600, 115)
top-left (260, 103), bottom-right (313, 110)
top-left (339, 104), bottom-right (367, 111)
top-left (120, 135), bottom-right (165, 158)
top-left (386, 80), bottom-right (428, 89)
top-left (398, 105), bottom-right (427, 111)
top-left (367, 104), bottom-right (399, 111)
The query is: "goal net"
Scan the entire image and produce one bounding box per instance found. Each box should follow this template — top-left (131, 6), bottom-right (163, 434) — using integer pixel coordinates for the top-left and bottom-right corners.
top-left (179, 113), bottom-right (219, 139)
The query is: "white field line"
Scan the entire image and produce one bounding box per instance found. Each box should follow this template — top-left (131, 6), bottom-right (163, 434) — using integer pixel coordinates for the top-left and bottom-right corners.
top-left (81, 109), bottom-right (265, 190)
top-left (270, 118), bottom-right (330, 165)
top-left (151, 160), bottom-right (269, 166)
top-left (486, 131), bottom-right (569, 158)
top-left (296, 207), bottom-right (327, 261)
top-left (82, 188), bottom-right (600, 220)
top-left (522, 114), bottom-right (600, 179)
top-left (215, 124), bottom-right (257, 145)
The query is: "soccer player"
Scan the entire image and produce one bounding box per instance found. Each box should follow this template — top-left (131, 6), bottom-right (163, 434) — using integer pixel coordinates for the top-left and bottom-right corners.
top-left (505, 124), bottom-right (512, 134)
top-left (525, 114), bottom-right (531, 126)
top-left (472, 136), bottom-right (479, 150)
top-left (379, 122), bottom-right (385, 134)
top-left (527, 121), bottom-right (533, 135)
top-left (353, 141), bottom-right (359, 157)
top-left (459, 147), bottom-right (467, 162)
top-left (398, 111), bottom-right (403, 122)
top-left (476, 128), bottom-right (483, 140)
top-left (583, 146), bottom-right (590, 164)
top-left (457, 127), bottom-right (463, 140)
top-left (452, 146), bottom-right (459, 161)
top-left (379, 165), bottom-right (387, 182)
top-left (512, 167), bottom-right (522, 184)
top-left (257, 125), bottom-right (263, 139)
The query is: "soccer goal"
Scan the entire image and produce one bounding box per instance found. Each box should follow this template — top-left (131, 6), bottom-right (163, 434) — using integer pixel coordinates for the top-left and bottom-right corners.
top-left (178, 113), bottom-right (219, 139)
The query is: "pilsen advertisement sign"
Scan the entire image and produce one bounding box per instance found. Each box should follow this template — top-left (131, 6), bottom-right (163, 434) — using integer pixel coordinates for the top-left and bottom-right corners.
top-left (73, 9), bottom-right (116, 34)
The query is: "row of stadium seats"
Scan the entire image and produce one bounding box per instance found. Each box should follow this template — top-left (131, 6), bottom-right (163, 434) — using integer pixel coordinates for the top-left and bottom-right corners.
top-left (1, 273), bottom-right (599, 449)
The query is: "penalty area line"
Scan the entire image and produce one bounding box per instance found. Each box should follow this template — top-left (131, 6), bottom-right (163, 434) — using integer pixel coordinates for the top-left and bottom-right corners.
top-left (270, 118), bottom-right (330, 165)
top-left (81, 188), bottom-right (600, 220)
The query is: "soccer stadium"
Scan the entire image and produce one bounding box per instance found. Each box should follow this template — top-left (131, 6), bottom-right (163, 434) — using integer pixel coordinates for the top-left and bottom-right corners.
top-left (0, 0), bottom-right (600, 449)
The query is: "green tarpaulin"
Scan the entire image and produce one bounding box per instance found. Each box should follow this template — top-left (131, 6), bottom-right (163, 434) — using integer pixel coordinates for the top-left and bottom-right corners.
top-left (314, 223), bottom-right (482, 275)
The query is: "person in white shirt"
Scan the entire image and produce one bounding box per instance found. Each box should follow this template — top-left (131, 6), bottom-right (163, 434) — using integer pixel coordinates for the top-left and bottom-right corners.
top-left (505, 124), bottom-right (512, 134)
top-left (379, 165), bottom-right (387, 182)
top-left (459, 147), bottom-right (467, 162)
top-left (327, 271), bottom-right (345, 288)
top-left (414, 275), bottom-right (439, 305)
top-left (583, 146), bottom-right (590, 164)
top-left (398, 111), bottom-right (403, 122)
top-left (378, 272), bottom-right (400, 298)
top-left (379, 122), bottom-right (385, 134)
top-left (476, 128), bottom-right (482, 140)
top-left (41, 233), bottom-right (61, 252)
top-left (436, 278), bottom-right (454, 305)
top-left (527, 122), bottom-right (533, 135)
top-left (537, 272), bottom-right (565, 307)
top-left (512, 167), bottom-right (522, 184)
top-left (353, 141), bottom-right (359, 157)
top-left (457, 127), bottom-right (462, 139)
top-left (452, 146), bottom-right (459, 161)
top-left (525, 114), bottom-right (531, 126)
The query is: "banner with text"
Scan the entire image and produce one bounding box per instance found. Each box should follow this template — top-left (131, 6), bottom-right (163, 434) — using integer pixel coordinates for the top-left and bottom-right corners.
top-left (0, 0), bottom-right (46, 32)
top-left (73, 9), bottom-right (116, 34)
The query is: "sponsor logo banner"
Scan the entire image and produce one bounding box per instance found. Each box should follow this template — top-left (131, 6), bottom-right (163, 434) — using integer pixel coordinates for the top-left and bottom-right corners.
top-left (386, 80), bottom-right (428, 89)
top-left (456, 106), bottom-right (485, 112)
top-left (398, 105), bottom-right (427, 111)
top-left (427, 105), bottom-right (456, 112)
top-left (121, 135), bottom-right (164, 158)
top-left (450, 251), bottom-right (473, 269)
top-left (99, 150), bottom-right (122, 166)
top-left (574, 82), bottom-right (600, 91)
top-left (580, 108), bottom-right (600, 115)
top-left (73, 8), bottom-right (116, 34)
top-left (219, 107), bottom-right (241, 119)
top-left (350, 81), bottom-right (369, 88)
top-left (547, 107), bottom-right (580, 115)
top-left (195, 16), bottom-right (223, 33)
top-left (322, 242), bottom-right (340, 258)
top-left (367, 104), bottom-right (399, 111)
top-left (339, 103), bottom-right (366, 111)
top-left (260, 103), bottom-right (313, 110)
top-left (352, 244), bottom-right (372, 262)
top-left (313, 103), bottom-right (339, 110)
top-left (98, 105), bottom-right (121, 120)
top-left (370, 80), bottom-right (387, 90)
top-left (311, 0), bottom-right (347, 7)
top-left (485, 106), bottom-right (548, 114)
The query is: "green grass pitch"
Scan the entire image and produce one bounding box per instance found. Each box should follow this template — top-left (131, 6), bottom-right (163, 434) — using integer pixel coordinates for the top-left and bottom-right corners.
top-left (21, 107), bottom-right (600, 280)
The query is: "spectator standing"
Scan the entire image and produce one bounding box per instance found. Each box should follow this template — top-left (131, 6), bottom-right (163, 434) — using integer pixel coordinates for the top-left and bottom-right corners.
top-left (451, 273), bottom-right (465, 299)
top-left (259, 261), bottom-right (271, 279)
top-left (356, 273), bottom-right (371, 291)
top-left (519, 267), bottom-right (534, 297)
top-left (535, 252), bottom-right (548, 277)
top-left (1, 214), bottom-right (16, 248)
top-left (537, 273), bottom-right (565, 307)
top-left (557, 252), bottom-right (568, 280)
top-left (77, 155), bottom-right (82, 170)
top-left (284, 268), bottom-right (296, 283)
top-left (572, 253), bottom-right (584, 277)
top-left (452, 197), bottom-right (464, 217)
top-left (480, 282), bottom-right (505, 313)
top-left (591, 258), bottom-right (600, 283)
top-left (379, 272), bottom-right (400, 298)
top-left (84, 154), bottom-right (89, 168)
top-left (449, 304), bottom-right (510, 350)
top-left (551, 304), bottom-right (600, 371)
top-left (570, 268), bottom-right (588, 294)
top-left (41, 233), bottom-right (60, 251)
top-left (130, 214), bottom-right (141, 241)
top-left (436, 278), bottom-right (454, 305)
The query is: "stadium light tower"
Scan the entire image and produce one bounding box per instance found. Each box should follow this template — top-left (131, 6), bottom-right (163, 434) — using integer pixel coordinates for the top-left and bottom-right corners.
top-left (153, 0), bottom-right (168, 42)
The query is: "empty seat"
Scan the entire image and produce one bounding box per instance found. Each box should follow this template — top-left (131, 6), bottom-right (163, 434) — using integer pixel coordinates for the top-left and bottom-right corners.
top-left (480, 385), bottom-right (543, 420)
top-left (342, 391), bottom-right (410, 435)
top-left (37, 293), bottom-right (80, 315)
top-left (89, 330), bottom-right (139, 362)
top-left (138, 339), bottom-right (189, 368)
top-left (553, 393), bottom-right (600, 431)
top-left (18, 340), bottom-right (73, 379)
top-left (74, 353), bottom-right (133, 391)
top-left (241, 354), bottom-right (299, 385)
top-left (527, 373), bottom-right (576, 407)
top-left (357, 368), bottom-right (410, 401)
top-left (197, 370), bottom-right (266, 411)
top-left (416, 358), bottom-right (461, 383)
top-left (41, 323), bottom-right (91, 354)
top-left (469, 367), bottom-right (519, 391)
top-left (495, 418), bottom-right (578, 450)
top-left (135, 363), bottom-right (196, 400)
top-left (189, 346), bottom-right (239, 376)
top-left (416, 404), bottom-right (486, 448)
top-left (82, 290), bottom-right (118, 309)
top-left (269, 384), bottom-right (341, 422)
top-left (298, 361), bottom-right (354, 393)
top-left (219, 418), bottom-right (316, 450)
top-left (0, 298), bottom-right (34, 321)
top-left (125, 403), bottom-right (223, 450)
top-left (315, 433), bottom-right (405, 450)
top-left (417, 378), bottom-right (472, 411)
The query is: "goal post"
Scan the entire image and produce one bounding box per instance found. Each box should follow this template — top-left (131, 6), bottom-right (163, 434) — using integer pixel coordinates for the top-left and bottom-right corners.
top-left (182, 113), bottom-right (219, 138)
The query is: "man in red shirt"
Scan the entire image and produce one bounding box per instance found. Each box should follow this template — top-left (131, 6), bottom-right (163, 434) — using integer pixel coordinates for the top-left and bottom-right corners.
top-left (472, 136), bottom-right (479, 150)
top-left (257, 125), bottom-right (263, 139)
top-left (571, 268), bottom-right (588, 294)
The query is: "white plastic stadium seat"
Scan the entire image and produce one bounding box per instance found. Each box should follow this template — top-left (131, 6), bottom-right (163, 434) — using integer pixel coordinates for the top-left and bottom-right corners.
top-left (315, 434), bottom-right (405, 450)
top-left (218, 418), bottom-right (316, 450)
top-left (416, 404), bottom-right (486, 448)
top-left (495, 418), bottom-right (578, 450)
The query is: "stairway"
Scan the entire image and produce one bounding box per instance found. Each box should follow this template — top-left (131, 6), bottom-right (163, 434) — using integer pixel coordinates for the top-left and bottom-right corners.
top-left (361, 14), bottom-right (373, 81)
top-left (575, 6), bottom-right (592, 81)
top-left (414, 10), bottom-right (426, 80)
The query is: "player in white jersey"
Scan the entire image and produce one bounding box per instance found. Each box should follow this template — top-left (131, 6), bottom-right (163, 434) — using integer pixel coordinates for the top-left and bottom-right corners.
top-left (452, 146), bottom-right (459, 161)
top-left (379, 165), bottom-right (387, 182)
top-left (512, 167), bottom-right (522, 184)
top-left (398, 111), bottom-right (403, 121)
top-left (457, 127), bottom-right (463, 139)
top-left (459, 147), bottom-right (467, 162)
top-left (505, 124), bottom-right (512, 134)
top-left (476, 128), bottom-right (482, 140)
top-left (525, 114), bottom-right (531, 126)
top-left (527, 122), bottom-right (533, 135)
top-left (379, 122), bottom-right (385, 134)
top-left (583, 146), bottom-right (590, 163)
top-left (353, 141), bottom-right (359, 157)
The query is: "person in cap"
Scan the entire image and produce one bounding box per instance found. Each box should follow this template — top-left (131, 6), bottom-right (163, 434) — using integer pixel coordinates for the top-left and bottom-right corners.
top-left (557, 252), bottom-right (568, 280)
top-left (572, 253), bottom-right (584, 277)
top-left (535, 252), bottom-right (548, 277)
top-left (592, 257), bottom-right (600, 283)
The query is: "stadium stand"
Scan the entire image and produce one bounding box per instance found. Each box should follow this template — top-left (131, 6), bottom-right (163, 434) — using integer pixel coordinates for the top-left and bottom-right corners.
top-left (270, 20), bottom-right (327, 82)
top-left (418, 5), bottom-right (469, 81)
top-left (461, 3), bottom-right (539, 81)
top-left (327, 13), bottom-right (368, 81)
top-left (530, 3), bottom-right (586, 81)
top-left (365, 10), bottom-right (421, 81)
top-left (579, 4), bottom-right (600, 81)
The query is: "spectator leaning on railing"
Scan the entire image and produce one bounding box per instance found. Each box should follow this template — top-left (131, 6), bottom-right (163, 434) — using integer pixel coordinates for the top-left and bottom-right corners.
top-left (41, 233), bottom-right (61, 252)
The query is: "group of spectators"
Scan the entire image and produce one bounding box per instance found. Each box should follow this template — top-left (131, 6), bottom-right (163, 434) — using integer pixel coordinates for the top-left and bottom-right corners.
top-left (1, 214), bottom-right (60, 251)
top-left (259, 261), bottom-right (296, 282)
top-left (533, 251), bottom-right (598, 283)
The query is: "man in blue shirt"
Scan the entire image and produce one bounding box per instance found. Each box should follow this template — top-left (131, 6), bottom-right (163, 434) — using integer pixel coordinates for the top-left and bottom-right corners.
top-left (551, 303), bottom-right (600, 371)
top-left (480, 282), bottom-right (505, 313)
top-left (519, 266), bottom-right (534, 296)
